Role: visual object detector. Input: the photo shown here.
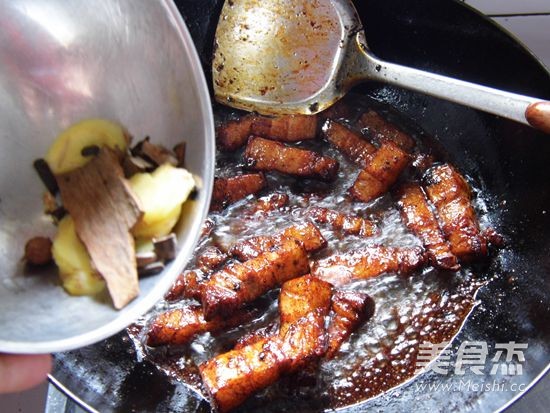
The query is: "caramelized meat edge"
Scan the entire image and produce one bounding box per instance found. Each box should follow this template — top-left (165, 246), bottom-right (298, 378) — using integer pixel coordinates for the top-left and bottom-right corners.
top-left (358, 109), bottom-right (415, 152)
top-left (199, 275), bottom-right (332, 413)
top-left (326, 291), bottom-right (375, 358)
top-left (397, 183), bottom-right (460, 271)
top-left (211, 173), bottom-right (267, 211)
top-left (322, 120), bottom-right (376, 167)
top-left (216, 115), bottom-right (255, 152)
top-left (307, 206), bottom-right (377, 237)
top-left (201, 239), bottom-right (309, 320)
top-left (230, 222), bottom-right (326, 261)
top-left (147, 305), bottom-right (254, 347)
top-left (424, 164), bottom-right (487, 261)
top-left (312, 246), bottom-right (426, 286)
top-left (350, 141), bottom-right (410, 203)
top-left (217, 114), bottom-right (318, 152)
top-left (244, 137), bottom-right (339, 182)
top-left (251, 114), bottom-right (319, 142)
top-left (165, 269), bottom-right (205, 302)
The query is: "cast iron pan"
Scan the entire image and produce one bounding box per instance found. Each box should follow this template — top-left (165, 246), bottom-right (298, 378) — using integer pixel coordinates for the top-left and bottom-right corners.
top-left (50, 0), bottom-right (550, 411)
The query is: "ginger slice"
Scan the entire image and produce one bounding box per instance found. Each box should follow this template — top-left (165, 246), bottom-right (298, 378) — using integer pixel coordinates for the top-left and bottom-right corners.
top-left (57, 147), bottom-right (144, 309)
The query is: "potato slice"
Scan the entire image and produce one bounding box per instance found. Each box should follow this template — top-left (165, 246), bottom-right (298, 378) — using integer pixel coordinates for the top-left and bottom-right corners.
top-left (45, 119), bottom-right (129, 174)
top-left (52, 216), bottom-right (105, 295)
top-left (130, 164), bottom-right (195, 238)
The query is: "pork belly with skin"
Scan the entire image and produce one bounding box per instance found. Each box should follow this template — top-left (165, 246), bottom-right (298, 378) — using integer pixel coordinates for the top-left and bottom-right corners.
top-left (312, 246), bottom-right (426, 286)
top-left (251, 114), bottom-right (318, 142)
top-left (424, 164), bottom-right (487, 261)
top-left (358, 109), bottom-right (415, 152)
top-left (229, 222), bottom-right (327, 261)
top-left (322, 120), bottom-right (376, 167)
top-left (326, 291), bottom-right (375, 358)
top-left (216, 115), bottom-right (255, 151)
top-left (211, 173), bottom-right (266, 211)
top-left (197, 246), bottom-right (228, 273)
top-left (307, 206), bottom-right (377, 237)
top-left (199, 337), bottom-right (287, 412)
top-left (278, 274), bottom-right (332, 336)
top-left (146, 305), bottom-right (255, 347)
top-left (350, 141), bottom-right (410, 203)
top-left (397, 183), bottom-right (460, 271)
top-left (165, 269), bottom-right (205, 302)
top-left (244, 137), bottom-right (339, 182)
top-left (217, 114), bottom-right (318, 152)
top-left (201, 239), bottom-right (309, 320)
top-left (247, 192), bottom-right (289, 215)
top-left (234, 324), bottom-right (279, 350)
top-left (199, 275), bottom-right (332, 413)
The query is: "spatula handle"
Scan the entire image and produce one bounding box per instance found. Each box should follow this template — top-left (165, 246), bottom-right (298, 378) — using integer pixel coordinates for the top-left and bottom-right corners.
top-left (361, 44), bottom-right (550, 134)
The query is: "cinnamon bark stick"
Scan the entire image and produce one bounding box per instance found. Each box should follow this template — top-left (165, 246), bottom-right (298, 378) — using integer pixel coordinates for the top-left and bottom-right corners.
top-left (57, 148), bottom-right (143, 309)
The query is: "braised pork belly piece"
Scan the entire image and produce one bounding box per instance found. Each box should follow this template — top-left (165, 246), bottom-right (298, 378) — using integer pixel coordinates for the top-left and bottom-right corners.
top-left (216, 115), bottom-right (255, 151)
top-left (197, 246), bottom-right (228, 273)
top-left (319, 99), bottom-right (354, 121)
top-left (277, 277), bottom-right (332, 370)
top-left (217, 114), bottom-right (319, 152)
top-left (247, 192), bottom-right (289, 215)
top-left (322, 120), bottom-right (376, 167)
top-left (281, 222), bottom-right (328, 253)
top-left (199, 337), bottom-right (286, 412)
top-left (199, 275), bottom-right (332, 413)
top-left (211, 173), bottom-right (267, 211)
top-left (358, 109), bottom-right (416, 152)
top-left (201, 239), bottom-right (309, 320)
top-left (251, 114), bottom-right (318, 142)
top-left (397, 183), bottom-right (460, 271)
top-left (229, 222), bottom-right (327, 261)
top-left (307, 206), bottom-right (377, 237)
top-left (278, 275), bottom-right (332, 335)
top-left (244, 137), bottom-right (339, 182)
top-left (424, 164), bottom-right (487, 261)
top-left (350, 141), bottom-right (410, 203)
top-left (164, 269), bottom-right (205, 302)
top-left (234, 324), bottom-right (279, 350)
top-left (229, 236), bottom-right (278, 262)
top-left (326, 291), bottom-right (375, 358)
top-left (312, 246), bottom-right (426, 286)
top-left (169, 224), bottom-right (321, 305)
top-left (146, 305), bottom-right (255, 347)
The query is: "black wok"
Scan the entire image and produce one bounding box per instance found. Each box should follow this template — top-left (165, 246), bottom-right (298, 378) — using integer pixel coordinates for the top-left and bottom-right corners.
top-left (50, 0), bottom-right (550, 411)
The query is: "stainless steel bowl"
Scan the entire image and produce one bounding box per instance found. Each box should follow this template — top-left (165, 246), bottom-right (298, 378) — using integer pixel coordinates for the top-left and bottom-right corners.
top-left (0, 0), bottom-right (215, 353)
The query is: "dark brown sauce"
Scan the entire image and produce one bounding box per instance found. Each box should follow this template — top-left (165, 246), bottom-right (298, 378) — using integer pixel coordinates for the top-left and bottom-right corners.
top-left (128, 95), bottom-right (496, 410)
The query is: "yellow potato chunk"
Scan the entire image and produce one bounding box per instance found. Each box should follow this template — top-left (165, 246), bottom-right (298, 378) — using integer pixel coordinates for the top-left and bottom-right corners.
top-left (130, 164), bottom-right (195, 239)
top-left (52, 216), bottom-right (105, 295)
top-left (45, 119), bottom-right (129, 174)
top-left (135, 238), bottom-right (155, 254)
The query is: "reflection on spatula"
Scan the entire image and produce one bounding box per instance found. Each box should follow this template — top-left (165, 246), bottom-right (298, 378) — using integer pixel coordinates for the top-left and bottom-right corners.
top-left (213, 0), bottom-right (550, 133)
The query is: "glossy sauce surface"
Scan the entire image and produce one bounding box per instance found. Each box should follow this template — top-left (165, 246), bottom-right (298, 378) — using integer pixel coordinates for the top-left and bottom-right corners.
top-left (129, 96), bottom-right (495, 410)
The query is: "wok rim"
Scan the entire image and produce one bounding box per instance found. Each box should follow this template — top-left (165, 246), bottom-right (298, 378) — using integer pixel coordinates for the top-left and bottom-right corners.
top-left (49, 0), bottom-right (550, 411)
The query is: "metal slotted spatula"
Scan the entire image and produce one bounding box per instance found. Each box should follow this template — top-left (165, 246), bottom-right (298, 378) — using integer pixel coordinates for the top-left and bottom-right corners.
top-left (212, 0), bottom-right (550, 133)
